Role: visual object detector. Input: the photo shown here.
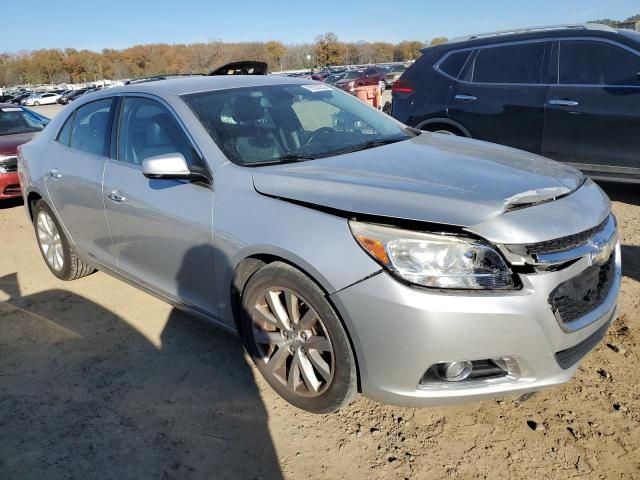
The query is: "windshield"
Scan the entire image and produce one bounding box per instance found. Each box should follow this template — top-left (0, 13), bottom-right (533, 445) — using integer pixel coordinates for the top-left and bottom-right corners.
top-left (0, 107), bottom-right (47, 136)
top-left (183, 83), bottom-right (411, 166)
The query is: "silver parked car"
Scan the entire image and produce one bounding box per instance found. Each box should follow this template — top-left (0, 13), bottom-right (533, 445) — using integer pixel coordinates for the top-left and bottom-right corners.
top-left (18, 76), bottom-right (621, 413)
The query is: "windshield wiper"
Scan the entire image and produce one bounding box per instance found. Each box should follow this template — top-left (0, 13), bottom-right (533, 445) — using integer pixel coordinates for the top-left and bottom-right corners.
top-left (249, 153), bottom-right (318, 167)
top-left (332, 136), bottom-right (409, 155)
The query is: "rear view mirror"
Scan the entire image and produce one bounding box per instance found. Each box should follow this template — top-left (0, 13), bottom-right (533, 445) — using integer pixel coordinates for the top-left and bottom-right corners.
top-left (142, 153), bottom-right (191, 179)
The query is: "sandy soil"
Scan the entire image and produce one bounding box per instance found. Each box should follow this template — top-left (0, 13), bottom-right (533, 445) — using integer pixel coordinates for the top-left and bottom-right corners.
top-left (1, 109), bottom-right (639, 479)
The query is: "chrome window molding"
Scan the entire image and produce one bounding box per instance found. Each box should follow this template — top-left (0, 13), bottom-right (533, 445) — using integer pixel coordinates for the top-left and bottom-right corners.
top-left (433, 36), bottom-right (640, 88)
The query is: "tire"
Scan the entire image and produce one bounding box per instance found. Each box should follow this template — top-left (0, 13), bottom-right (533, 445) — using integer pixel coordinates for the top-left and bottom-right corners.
top-left (34, 101), bottom-right (40, 106)
top-left (241, 262), bottom-right (358, 413)
top-left (32, 200), bottom-right (95, 281)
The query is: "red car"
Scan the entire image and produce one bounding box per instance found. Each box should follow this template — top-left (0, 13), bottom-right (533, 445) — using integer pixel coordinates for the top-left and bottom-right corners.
top-left (334, 67), bottom-right (387, 94)
top-left (0, 104), bottom-right (48, 200)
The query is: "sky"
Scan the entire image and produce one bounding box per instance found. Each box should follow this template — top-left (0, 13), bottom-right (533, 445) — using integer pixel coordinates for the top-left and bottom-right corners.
top-left (1, 0), bottom-right (638, 53)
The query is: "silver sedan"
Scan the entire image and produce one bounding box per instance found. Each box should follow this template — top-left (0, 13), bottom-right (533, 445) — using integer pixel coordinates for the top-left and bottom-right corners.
top-left (18, 76), bottom-right (620, 412)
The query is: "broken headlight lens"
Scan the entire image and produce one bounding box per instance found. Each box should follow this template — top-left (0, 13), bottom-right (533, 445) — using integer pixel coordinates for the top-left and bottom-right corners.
top-left (350, 221), bottom-right (514, 290)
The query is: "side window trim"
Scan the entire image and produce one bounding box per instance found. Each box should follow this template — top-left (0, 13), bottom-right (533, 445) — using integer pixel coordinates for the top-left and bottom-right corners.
top-left (557, 37), bottom-right (640, 87)
top-left (436, 36), bottom-right (640, 87)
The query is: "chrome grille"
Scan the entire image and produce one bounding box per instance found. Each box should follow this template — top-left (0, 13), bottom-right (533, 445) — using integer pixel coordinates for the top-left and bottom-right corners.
top-left (549, 253), bottom-right (615, 324)
top-left (0, 155), bottom-right (18, 173)
top-left (525, 217), bottom-right (608, 256)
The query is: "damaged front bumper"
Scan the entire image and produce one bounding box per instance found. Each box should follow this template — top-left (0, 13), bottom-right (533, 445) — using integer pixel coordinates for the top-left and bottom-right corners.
top-left (330, 242), bottom-right (620, 407)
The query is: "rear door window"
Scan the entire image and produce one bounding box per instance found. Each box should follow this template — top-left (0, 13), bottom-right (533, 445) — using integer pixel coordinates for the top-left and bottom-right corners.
top-left (69, 99), bottom-right (114, 156)
top-left (472, 42), bottom-right (545, 84)
top-left (559, 40), bottom-right (640, 86)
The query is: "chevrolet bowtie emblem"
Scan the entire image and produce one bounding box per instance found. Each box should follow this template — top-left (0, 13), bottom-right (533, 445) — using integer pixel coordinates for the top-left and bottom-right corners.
top-left (586, 231), bottom-right (618, 267)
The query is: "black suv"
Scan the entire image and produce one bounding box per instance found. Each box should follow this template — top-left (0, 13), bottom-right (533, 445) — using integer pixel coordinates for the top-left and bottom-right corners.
top-left (391, 24), bottom-right (640, 183)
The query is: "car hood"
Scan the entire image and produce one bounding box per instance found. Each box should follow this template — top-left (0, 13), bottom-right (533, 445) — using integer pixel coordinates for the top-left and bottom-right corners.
top-left (251, 132), bottom-right (585, 228)
top-left (0, 132), bottom-right (36, 156)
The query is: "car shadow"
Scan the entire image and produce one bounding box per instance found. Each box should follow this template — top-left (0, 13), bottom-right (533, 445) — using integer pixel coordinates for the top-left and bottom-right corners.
top-left (0, 197), bottom-right (23, 210)
top-left (0, 269), bottom-right (282, 480)
top-left (621, 245), bottom-right (640, 283)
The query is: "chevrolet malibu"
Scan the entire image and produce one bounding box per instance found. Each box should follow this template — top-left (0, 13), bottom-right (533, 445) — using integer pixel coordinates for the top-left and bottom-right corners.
top-left (18, 76), bottom-right (621, 413)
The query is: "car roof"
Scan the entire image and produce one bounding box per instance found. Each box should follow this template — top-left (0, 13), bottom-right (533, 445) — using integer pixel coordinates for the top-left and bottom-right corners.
top-left (101, 75), bottom-right (320, 97)
top-left (423, 23), bottom-right (636, 52)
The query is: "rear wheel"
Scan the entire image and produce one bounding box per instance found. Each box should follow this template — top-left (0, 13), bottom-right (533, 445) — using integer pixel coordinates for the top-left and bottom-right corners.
top-left (241, 262), bottom-right (358, 413)
top-left (34, 101), bottom-right (40, 106)
top-left (33, 200), bottom-right (95, 281)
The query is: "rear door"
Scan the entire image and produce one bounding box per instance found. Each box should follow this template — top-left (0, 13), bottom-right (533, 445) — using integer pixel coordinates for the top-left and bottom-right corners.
top-left (44, 98), bottom-right (116, 264)
top-left (102, 95), bottom-right (217, 315)
top-left (448, 40), bottom-right (549, 153)
top-left (542, 38), bottom-right (640, 178)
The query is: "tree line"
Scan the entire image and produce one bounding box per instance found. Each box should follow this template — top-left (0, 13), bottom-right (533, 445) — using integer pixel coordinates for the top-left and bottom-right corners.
top-left (0, 33), bottom-right (448, 87)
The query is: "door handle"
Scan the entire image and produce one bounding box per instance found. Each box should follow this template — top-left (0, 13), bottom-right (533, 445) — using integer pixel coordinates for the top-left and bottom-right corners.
top-left (454, 94), bottom-right (478, 102)
top-left (47, 168), bottom-right (62, 179)
top-left (105, 190), bottom-right (126, 203)
top-left (549, 99), bottom-right (579, 107)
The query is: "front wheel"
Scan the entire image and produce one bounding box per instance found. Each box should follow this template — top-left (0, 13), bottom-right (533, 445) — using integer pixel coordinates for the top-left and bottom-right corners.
top-left (34, 101), bottom-right (40, 106)
top-left (33, 200), bottom-right (95, 281)
top-left (241, 262), bottom-right (358, 413)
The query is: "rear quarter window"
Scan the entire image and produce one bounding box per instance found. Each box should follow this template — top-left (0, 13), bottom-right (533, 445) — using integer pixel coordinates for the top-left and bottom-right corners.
top-left (56, 113), bottom-right (74, 146)
top-left (438, 50), bottom-right (472, 78)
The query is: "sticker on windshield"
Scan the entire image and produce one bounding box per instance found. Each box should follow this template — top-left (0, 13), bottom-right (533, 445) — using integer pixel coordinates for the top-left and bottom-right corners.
top-left (1, 107), bottom-right (22, 112)
top-left (301, 84), bottom-right (333, 92)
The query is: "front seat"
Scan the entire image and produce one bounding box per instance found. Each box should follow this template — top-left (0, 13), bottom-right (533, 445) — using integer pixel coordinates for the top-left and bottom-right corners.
top-left (232, 96), bottom-right (283, 163)
top-left (137, 113), bottom-right (189, 163)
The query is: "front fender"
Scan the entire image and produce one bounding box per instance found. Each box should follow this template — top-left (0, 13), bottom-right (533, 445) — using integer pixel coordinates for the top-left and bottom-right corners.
top-left (212, 166), bottom-right (381, 326)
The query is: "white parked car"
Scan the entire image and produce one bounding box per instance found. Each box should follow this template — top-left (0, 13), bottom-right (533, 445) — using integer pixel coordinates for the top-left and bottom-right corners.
top-left (24, 93), bottom-right (61, 106)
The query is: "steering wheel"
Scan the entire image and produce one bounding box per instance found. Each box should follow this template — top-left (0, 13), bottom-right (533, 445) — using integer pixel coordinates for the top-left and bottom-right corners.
top-left (305, 127), bottom-right (335, 145)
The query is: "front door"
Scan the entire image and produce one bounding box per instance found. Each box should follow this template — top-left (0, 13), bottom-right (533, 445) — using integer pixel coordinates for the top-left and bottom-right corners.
top-left (44, 98), bottom-right (116, 263)
top-left (542, 39), bottom-right (640, 178)
top-left (102, 96), bottom-right (217, 316)
top-left (448, 41), bottom-right (549, 153)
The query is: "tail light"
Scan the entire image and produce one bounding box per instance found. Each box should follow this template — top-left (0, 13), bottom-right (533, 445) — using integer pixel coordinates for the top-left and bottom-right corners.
top-left (392, 79), bottom-right (414, 94)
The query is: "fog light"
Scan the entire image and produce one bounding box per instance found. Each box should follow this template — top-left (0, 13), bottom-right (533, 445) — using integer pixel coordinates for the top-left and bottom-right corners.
top-left (440, 361), bottom-right (473, 382)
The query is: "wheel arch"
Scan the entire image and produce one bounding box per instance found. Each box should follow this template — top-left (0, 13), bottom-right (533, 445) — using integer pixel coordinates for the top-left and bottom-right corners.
top-left (26, 190), bottom-right (44, 221)
top-left (230, 253), bottom-right (363, 392)
top-left (415, 118), bottom-right (472, 137)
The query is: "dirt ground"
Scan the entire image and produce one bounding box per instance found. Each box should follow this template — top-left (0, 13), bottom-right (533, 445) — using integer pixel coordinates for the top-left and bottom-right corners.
top-left (1, 108), bottom-right (639, 480)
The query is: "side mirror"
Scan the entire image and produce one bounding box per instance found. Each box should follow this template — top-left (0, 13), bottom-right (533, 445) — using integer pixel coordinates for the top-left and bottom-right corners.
top-left (141, 153), bottom-right (210, 183)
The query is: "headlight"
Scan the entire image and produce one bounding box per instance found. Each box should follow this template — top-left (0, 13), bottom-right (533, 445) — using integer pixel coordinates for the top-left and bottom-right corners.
top-left (350, 221), bottom-right (514, 290)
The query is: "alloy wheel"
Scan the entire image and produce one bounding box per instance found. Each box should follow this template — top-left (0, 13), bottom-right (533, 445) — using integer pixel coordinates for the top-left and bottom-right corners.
top-left (252, 287), bottom-right (334, 397)
top-left (36, 210), bottom-right (64, 272)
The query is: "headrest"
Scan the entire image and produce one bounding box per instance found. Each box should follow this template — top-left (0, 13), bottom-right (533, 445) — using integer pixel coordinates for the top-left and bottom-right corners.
top-left (233, 96), bottom-right (266, 123)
